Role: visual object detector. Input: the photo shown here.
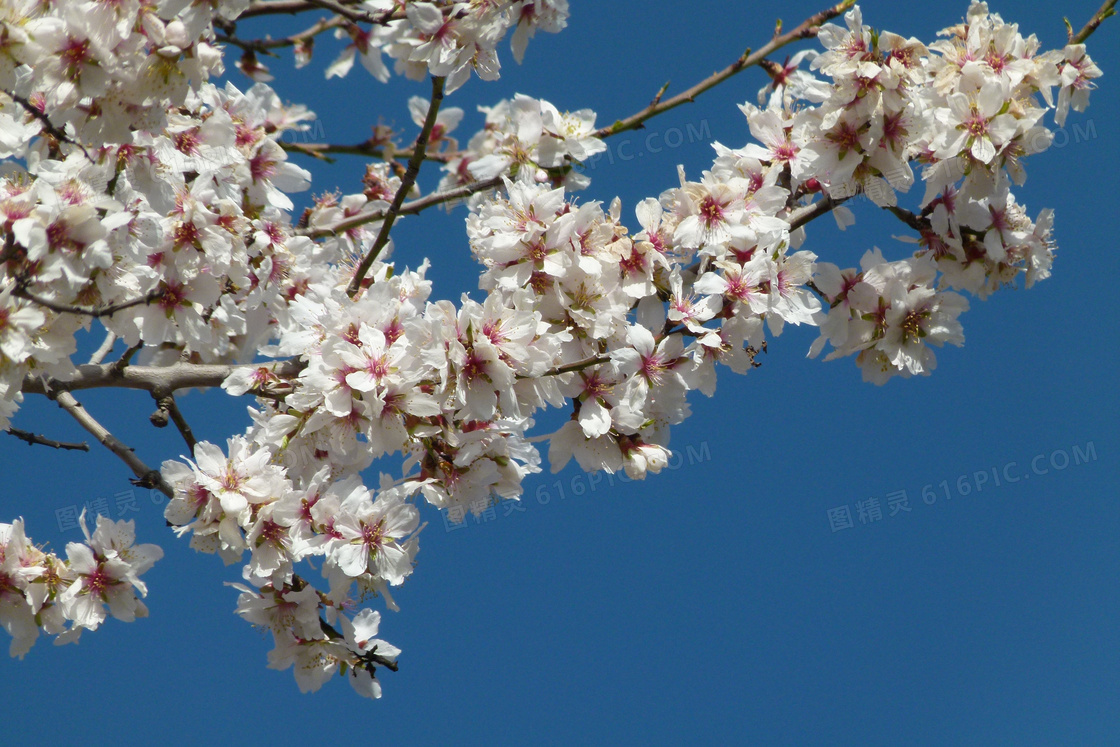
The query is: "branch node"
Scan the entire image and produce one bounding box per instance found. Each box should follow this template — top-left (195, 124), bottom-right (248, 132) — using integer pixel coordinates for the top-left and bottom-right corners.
top-left (112, 342), bottom-right (144, 374)
top-left (149, 407), bottom-right (170, 428)
top-left (130, 470), bottom-right (165, 490)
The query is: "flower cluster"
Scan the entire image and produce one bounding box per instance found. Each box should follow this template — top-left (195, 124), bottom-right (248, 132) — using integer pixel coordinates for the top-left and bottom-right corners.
top-left (439, 93), bottom-right (607, 197)
top-left (0, 514), bottom-right (161, 658)
top-left (0, 0), bottom-right (1105, 698)
top-left (727, 2), bottom-right (1099, 380)
top-left (318, 0), bottom-right (569, 92)
top-left (0, 80), bottom-right (317, 431)
top-left (0, 0), bottom-right (239, 151)
top-left (163, 447), bottom-right (416, 696)
top-left (810, 250), bottom-right (969, 382)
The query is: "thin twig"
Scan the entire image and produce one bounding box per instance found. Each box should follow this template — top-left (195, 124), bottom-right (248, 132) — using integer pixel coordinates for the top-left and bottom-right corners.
top-left (594, 0), bottom-right (856, 138)
top-left (111, 342), bottom-right (144, 374)
top-left (1070, 0), bottom-right (1117, 43)
top-left (299, 175), bottom-right (503, 240)
top-left (13, 284), bottom-right (164, 319)
top-left (303, 0), bottom-right (379, 24)
top-left (318, 617), bottom-right (399, 671)
top-left (0, 230), bottom-right (16, 264)
top-left (346, 76), bottom-right (447, 297)
top-left (5, 427), bottom-right (89, 451)
top-left (88, 331), bottom-right (118, 365)
top-left (151, 393), bottom-right (198, 452)
top-left (296, 2), bottom-right (855, 243)
top-left (884, 205), bottom-right (926, 233)
top-left (239, 0), bottom-right (353, 18)
top-left (649, 80), bottom-right (671, 108)
top-left (281, 139), bottom-right (454, 164)
top-left (523, 355), bottom-right (611, 380)
top-left (3, 89), bottom-right (95, 162)
top-left (48, 390), bottom-right (172, 496)
top-left (215, 15), bottom-right (343, 53)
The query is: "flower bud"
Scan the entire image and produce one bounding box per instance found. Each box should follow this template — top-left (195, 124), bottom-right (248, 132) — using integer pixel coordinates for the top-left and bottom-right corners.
top-left (622, 442), bottom-right (671, 480)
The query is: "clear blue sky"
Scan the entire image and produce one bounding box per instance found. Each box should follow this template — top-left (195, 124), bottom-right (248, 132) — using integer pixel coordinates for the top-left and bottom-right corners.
top-left (3, 1), bottom-right (1118, 744)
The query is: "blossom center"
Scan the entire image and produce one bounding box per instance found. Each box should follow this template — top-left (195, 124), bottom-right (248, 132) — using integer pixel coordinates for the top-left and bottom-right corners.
top-left (699, 196), bottom-right (726, 228)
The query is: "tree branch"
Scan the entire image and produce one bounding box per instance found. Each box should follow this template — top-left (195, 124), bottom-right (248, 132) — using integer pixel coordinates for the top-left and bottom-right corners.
top-left (298, 175), bottom-right (504, 240)
top-left (13, 284), bottom-right (164, 319)
top-left (3, 89), bottom-right (94, 162)
top-left (238, 0), bottom-right (347, 19)
top-left (1070, 0), bottom-right (1117, 44)
top-left (239, 0), bottom-right (316, 17)
top-left (281, 139), bottom-right (455, 164)
top-left (787, 194), bottom-right (851, 231)
top-left (346, 75), bottom-right (447, 297)
top-left (526, 355), bottom-right (611, 380)
top-left (47, 389), bottom-right (172, 497)
top-left (237, 0), bottom-right (404, 23)
top-left (318, 616), bottom-right (399, 671)
top-left (594, 0), bottom-right (856, 138)
top-left (22, 359), bottom-right (305, 397)
top-left (215, 15), bottom-right (343, 53)
top-left (883, 205), bottom-right (926, 233)
top-left (150, 392), bottom-right (198, 452)
top-left (111, 341), bottom-right (144, 372)
top-left (4, 426), bottom-right (89, 451)
top-left (303, 0), bottom-right (379, 24)
top-left (88, 331), bottom-right (118, 365)
top-left (292, 4), bottom-right (855, 243)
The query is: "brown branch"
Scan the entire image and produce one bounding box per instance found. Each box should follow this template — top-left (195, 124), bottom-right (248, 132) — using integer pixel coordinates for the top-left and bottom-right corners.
top-left (787, 194), bottom-right (851, 231)
top-left (346, 75), bottom-right (447, 298)
top-left (883, 205), bottom-right (926, 233)
top-left (5, 426), bottom-right (89, 451)
top-left (239, 0), bottom-right (316, 17)
top-left (395, 174), bottom-right (503, 213)
top-left (295, 2), bottom-right (855, 255)
top-left (0, 230), bottom-right (17, 264)
top-left (112, 342), bottom-right (144, 373)
top-left (318, 617), bottom-right (399, 671)
top-left (237, 0), bottom-right (405, 22)
top-left (238, 0), bottom-right (345, 18)
top-left (594, 0), bottom-right (856, 138)
top-left (47, 389), bottom-right (173, 497)
top-left (216, 15), bottom-right (343, 53)
top-left (649, 80), bottom-right (671, 108)
top-left (303, 0), bottom-right (378, 24)
top-left (150, 392), bottom-right (198, 452)
top-left (281, 139), bottom-right (455, 164)
top-left (1070, 0), bottom-right (1117, 44)
top-left (165, 398), bottom-right (197, 452)
top-left (524, 355), bottom-right (611, 380)
top-left (298, 174), bottom-right (503, 240)
top-left (22, 359), bottom-right (305, 397)
top-left (13, 284), bottom-right (164, 319)
top-left (3, 89), bottom-right (94, 162)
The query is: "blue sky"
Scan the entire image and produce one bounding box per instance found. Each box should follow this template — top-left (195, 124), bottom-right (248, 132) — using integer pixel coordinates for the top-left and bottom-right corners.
top-left (3, 1), bottom-right (1118, 744)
